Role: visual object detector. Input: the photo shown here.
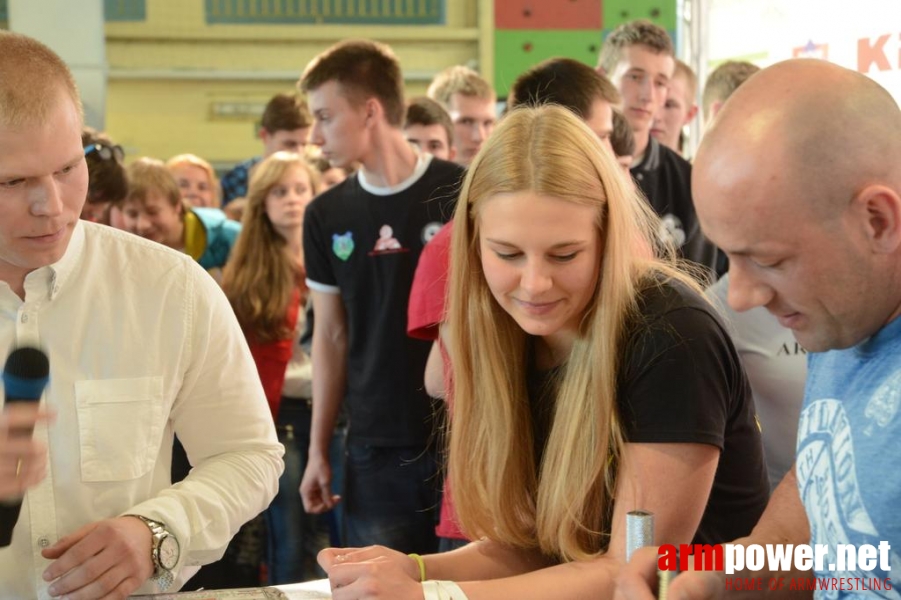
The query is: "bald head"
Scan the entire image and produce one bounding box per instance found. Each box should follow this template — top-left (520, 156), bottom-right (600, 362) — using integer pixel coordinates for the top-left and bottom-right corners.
top-left (698, 59), bottom-right (901, 214)
top-left (694, 59), bottom-right (901, 351)
top-left (0, 31), bottom-right (82, 128)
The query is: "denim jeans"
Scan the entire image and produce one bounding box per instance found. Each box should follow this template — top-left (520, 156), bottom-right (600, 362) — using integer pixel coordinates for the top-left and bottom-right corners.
top-left (264, 397), bottom-right (345, 584)
top-left (343, 443), bottom-right (441, 555)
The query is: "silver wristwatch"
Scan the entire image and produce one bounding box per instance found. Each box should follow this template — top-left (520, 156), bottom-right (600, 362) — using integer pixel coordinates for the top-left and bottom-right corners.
top-left (127, 514), bottom-right (180, 591)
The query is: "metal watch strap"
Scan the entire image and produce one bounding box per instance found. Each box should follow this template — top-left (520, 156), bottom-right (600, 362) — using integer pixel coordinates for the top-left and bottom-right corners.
top-left (125, 514), bottom-right (176, 591)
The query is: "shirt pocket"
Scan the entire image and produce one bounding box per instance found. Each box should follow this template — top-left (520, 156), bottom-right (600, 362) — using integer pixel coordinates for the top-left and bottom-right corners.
top-left (74, 377), bottom-right (165, 482)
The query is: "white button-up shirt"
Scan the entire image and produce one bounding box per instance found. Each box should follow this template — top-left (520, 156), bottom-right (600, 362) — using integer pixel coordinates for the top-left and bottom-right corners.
top-left (0, 221), bottom-right (284, 599)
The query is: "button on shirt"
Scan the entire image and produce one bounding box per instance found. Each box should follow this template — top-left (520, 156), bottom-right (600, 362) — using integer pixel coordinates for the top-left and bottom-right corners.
top-left (0, 221), bottom-right (284, 599)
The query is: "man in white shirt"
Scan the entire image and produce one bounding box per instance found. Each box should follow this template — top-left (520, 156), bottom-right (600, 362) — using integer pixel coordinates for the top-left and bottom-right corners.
top-left (0, 31), bottom-right (283, 599)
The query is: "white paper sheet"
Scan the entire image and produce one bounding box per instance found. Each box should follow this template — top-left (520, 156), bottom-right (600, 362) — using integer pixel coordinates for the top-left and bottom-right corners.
top-left (274, 579), bottom-right (332, 599)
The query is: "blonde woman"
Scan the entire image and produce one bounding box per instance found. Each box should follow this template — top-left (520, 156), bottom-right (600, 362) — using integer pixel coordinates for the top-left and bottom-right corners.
top-left (222, 151), bottom-right (316, 414)
top-left (167, 153), bottom-right (221, 208)
top-left (316, 106), bottom-right (768, 599)
top-left (222, 151), bottom-right (339, 583)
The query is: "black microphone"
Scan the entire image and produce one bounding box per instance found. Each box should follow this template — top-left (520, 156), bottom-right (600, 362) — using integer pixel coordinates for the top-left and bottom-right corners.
top-left (1, 346), bottom-right (50, 547)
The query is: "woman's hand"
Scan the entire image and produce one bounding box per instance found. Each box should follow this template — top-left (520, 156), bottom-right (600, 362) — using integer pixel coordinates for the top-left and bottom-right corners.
top-left (319, 546), bottom-right (425, 600)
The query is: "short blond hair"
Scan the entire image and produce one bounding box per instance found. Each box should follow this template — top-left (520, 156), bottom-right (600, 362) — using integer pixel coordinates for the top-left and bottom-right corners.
top-left (427, 66), bottom-right (495, 109)
top-left (0, 31), bottom-right (82, 127)
top-left (166, 153), bottom-right (222, 207)
top-left (673, 59), bottom-right (698, 107)
top-left (125, 157), bottom-right (183, 210)
top-left (596, 20), bottom-right (674, 75)
top-left (702, 61), bottom-right (761, 119)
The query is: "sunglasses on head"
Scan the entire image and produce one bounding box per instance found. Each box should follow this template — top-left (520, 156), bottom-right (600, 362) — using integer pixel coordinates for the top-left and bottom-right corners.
top-left (84, 143), bottom-right (125, 163)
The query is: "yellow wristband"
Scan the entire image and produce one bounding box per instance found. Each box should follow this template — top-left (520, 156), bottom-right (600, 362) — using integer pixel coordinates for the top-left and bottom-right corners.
top-left (408, 553), bottom-right (427, 582)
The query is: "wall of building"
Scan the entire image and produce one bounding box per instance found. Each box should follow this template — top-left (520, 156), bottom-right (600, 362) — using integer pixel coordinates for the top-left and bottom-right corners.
top-left (705, 0), bottom-right (901, 104)
top-left (1, 0), bottom-right (680, 168)
top-left (493, 0), bottom-right (678, 97)
top-left (103, 1), bottom-right (485, 167)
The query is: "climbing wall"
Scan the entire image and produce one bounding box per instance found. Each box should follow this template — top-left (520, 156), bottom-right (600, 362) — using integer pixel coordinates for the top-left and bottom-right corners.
top-left (494, 0), bottom-right (677, 97)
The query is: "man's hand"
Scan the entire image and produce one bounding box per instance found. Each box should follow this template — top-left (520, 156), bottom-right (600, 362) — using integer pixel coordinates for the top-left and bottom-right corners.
top-left (300, 452), bottom-right (340, 514)
top-left (615, 546), bottom-right (724, 600)
top-left (0, 405), bottom-right (52, 501)
top-left (41, 516), bottom-right (154, 600)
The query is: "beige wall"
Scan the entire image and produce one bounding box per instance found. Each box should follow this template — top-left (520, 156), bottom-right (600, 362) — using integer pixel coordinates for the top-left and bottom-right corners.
top-left (106, 1), bottom-right (489, 167)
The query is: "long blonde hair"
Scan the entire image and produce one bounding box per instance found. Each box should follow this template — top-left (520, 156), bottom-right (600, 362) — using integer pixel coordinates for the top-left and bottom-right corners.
top-left (222, 152), bottom-right (319, 342)
top-left (447, 105), bottom-right (696, 561)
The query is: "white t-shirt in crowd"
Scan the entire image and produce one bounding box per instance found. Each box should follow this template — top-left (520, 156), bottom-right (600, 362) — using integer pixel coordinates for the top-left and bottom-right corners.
top-left (707, 274), bottom-right (807, 489)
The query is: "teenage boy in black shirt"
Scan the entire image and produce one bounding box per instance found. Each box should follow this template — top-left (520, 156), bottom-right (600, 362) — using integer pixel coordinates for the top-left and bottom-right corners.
top-left (598, 20), bottom-right (718, 275)
top-left (299, 39), bottom-right (463, 554)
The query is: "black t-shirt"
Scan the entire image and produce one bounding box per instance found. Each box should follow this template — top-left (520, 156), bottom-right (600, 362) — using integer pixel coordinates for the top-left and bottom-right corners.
top-left (529, 277), bottom-right (769, 545)
top-left (303, 157), bottom-right (463, 445)
top-left (631, 138), bottom-right (718, 275)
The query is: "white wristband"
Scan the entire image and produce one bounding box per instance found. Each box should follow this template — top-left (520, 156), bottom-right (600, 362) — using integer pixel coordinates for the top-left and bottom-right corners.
top-left (422, 580), bottom-right (469, 600)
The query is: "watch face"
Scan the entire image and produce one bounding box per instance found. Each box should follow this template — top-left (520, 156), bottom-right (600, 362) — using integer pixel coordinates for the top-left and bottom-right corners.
top-left (158, 535), bottom-right (180, 570)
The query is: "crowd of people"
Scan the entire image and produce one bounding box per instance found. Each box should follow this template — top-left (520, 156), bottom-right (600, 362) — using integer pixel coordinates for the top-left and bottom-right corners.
top-left (1, 16), bottom-right (899, 600)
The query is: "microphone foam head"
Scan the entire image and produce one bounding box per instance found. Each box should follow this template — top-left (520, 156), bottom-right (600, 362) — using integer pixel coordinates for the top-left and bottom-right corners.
top-left (3, 346), bottom-right (50, 400)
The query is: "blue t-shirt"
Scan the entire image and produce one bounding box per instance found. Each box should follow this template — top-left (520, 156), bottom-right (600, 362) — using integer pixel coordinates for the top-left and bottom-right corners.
top-left (797, 315), bottom-right (901, 598)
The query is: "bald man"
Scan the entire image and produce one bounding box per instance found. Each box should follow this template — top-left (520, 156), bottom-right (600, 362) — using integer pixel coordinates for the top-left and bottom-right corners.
top-left (615, 58), bottom-right (901, 599)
